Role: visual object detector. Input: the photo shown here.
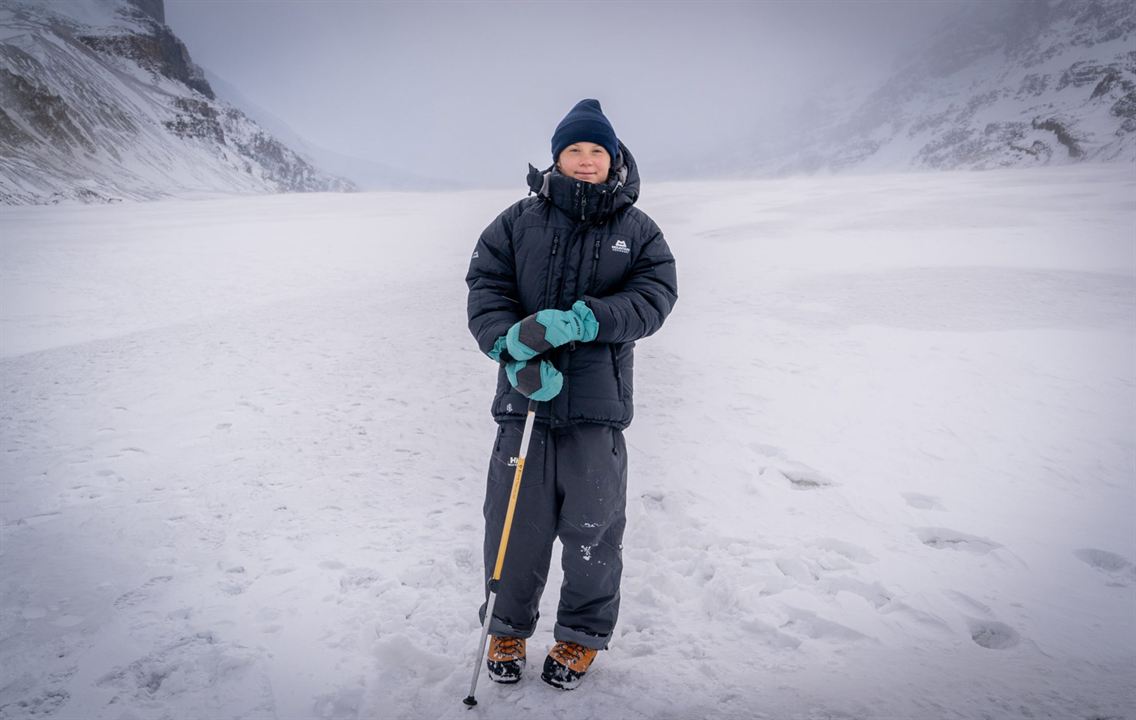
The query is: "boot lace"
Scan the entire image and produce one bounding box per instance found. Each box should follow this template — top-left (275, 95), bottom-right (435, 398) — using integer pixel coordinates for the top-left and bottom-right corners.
top-left (552, 641), bottom-right (590, 666)
top-left (493, 636), bottom-right (524, 658)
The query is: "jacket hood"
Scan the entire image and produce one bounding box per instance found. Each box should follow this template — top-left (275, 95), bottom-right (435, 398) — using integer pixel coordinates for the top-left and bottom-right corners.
top-left (526, 140), bottom-right (641, 224)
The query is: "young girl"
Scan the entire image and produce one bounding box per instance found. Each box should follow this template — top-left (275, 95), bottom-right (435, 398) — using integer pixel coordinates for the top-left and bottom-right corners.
top-left (466, 98), bottom-right (678, 690)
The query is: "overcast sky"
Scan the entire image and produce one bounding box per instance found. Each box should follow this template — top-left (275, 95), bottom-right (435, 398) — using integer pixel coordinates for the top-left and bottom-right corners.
top-left (164, 0), bottom-right (971, 187)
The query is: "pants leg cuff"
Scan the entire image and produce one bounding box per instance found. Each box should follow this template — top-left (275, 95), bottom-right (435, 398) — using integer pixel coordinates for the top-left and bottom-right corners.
top-left (554, 623), bottom-right (610, 650)
top-left (484, 613), bottom-right (537, 639)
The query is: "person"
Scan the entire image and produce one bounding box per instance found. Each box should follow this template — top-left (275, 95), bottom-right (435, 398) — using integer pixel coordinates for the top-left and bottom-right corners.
top-left (465, 98), bottom-right (678, 690)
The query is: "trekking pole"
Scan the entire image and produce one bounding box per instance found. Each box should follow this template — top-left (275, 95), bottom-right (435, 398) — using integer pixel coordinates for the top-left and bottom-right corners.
top-left (463, 400), bottom-right (539, 708)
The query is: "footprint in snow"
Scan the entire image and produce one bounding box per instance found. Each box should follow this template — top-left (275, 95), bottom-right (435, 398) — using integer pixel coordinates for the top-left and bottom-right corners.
top-left (1, 689), bottom-right (71, 717)
top-left (339, 568), bottom-right (380, 592)
top-left (783, 469), bottom-right (835, 490)
top-left (966, 618), bottom-right (1020, 650)
top-left (217, 566), bottom-right (250, 596)
top-left (15, 511), bottom-right (62, 527)
top-left (916, 527), bottom-right (1000, 554)
top-left (373, 634), bottom-right (451, 683)
top-left (748, 441), bottom-right (785, 459)
top-left (113, 576), bottom-right (173, 610)
top-left (96, 632), bottom-right (266, 711)
top-left (901, 492), bottom-right (945, 510)
top-left (313, 687), bottom-right (365, 719)
top-left (944, 591), bottom-right (1024, 650)
top-left (775, 557), bottom-right (818, 584)
top-left (1073, 548), bottom-right (1136, 585)
top-left (640, 489), bottom-right (667, 510)
top-left (942, 589), bottom-right (992, 615)
top-left (779, 606), bottom-right (868, 642)
top-left (821, 576), bottom-right (894, 610)
top-left (760, 463), bottom-right (836, 490)
top-left (738, 617), bottom-right (802, 650)
top-left (812, 537), bottom-right (876, 564)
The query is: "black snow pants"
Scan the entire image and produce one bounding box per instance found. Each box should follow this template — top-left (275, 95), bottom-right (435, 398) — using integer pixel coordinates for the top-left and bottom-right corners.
top-left (480, 421), bottom-right (628, 650)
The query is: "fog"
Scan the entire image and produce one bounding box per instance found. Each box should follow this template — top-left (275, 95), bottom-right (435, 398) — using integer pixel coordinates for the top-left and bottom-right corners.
top-left (165, 0), bottom-right (973, 187)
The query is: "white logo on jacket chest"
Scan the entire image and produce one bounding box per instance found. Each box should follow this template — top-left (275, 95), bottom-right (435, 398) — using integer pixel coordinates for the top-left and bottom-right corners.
top-left (611, 239), bottom-right (630, 254)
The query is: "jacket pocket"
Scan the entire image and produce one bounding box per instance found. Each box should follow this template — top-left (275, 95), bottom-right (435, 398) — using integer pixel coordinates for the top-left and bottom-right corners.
top-left (610, 344), bottom-right (624, 399)
top-left (490, 422), bottom-right (546, 486)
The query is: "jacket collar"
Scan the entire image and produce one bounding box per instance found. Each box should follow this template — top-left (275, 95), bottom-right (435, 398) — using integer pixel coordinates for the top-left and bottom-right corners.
top-left (526, 140), bottom-right (641, 224)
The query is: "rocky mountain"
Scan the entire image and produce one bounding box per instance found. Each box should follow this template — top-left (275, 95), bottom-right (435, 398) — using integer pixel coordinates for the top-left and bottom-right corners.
top-left (769, 0), bottom-right (1136, 174)
top-left (0, 0), bottom-right (354, 204)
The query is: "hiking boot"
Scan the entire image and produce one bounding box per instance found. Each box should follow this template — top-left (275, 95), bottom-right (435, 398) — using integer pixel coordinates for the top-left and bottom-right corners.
top-left (487, 635), bottom-right (526, 683)
top-left (541, 641), bottom-right (597, 690)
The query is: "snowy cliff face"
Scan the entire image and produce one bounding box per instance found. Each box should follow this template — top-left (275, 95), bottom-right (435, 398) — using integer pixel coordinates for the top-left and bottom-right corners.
top-left (0, 0), bottom-right (354, 204)
top-left (778, 0), bottom-right (1136, 173)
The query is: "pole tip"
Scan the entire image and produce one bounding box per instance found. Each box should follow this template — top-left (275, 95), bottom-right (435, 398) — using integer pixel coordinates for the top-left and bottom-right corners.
top-left (463, 696), bottom-right (478, 707)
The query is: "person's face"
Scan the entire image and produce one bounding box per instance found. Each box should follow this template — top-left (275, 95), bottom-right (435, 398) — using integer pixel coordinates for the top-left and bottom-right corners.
top-left (556, 142), bottom-right (612, 184)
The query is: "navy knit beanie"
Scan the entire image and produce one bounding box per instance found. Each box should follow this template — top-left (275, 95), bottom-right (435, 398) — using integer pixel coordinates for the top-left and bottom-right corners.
top-left (551, 99), bottom-right (619, 164)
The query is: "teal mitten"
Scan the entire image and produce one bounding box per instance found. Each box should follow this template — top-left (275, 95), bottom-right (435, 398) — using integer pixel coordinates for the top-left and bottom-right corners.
top-left (506, 358), bottom-right (563, 401)
top-left (504, 300), bottom-right (599, 361)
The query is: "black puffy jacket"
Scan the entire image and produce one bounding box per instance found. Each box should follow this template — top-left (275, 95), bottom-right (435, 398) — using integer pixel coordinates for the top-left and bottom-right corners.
top-left (466, 142), bottom-right (678, 429)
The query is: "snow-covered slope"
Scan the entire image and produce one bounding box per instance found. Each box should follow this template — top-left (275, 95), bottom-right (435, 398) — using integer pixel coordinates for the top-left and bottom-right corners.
top-left (772, 0), bottom-right (1136, 173)
top-left (1, 165), bottom-right (1133, 719)
top-left (0, 0), bottom-right (354, 204)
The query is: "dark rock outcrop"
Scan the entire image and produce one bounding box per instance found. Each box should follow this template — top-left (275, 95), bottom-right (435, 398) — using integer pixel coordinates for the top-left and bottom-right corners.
top-left (79, 23), bottom-right (214, 99)
top-left (125, 0), bottom-right (164, 23)
top-left (1032, 117), bottom-right (1085, 158)
top-left (164, 97), bottom-right (224, 143)
top-left (0, 65), bottom-right (96, 153)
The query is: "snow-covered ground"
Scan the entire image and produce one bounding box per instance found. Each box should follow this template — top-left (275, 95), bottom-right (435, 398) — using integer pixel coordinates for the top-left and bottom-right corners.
top-left (1, 164), bottom-right (1133, 720)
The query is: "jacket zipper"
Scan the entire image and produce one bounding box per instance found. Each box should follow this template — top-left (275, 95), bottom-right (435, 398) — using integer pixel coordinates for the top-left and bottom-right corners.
top-left (555, 228), bottom-right (573, 310)
top-left (542, 232), bottom-right (560, 309)
top-left (586, 237), bottom-right (602, 295)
